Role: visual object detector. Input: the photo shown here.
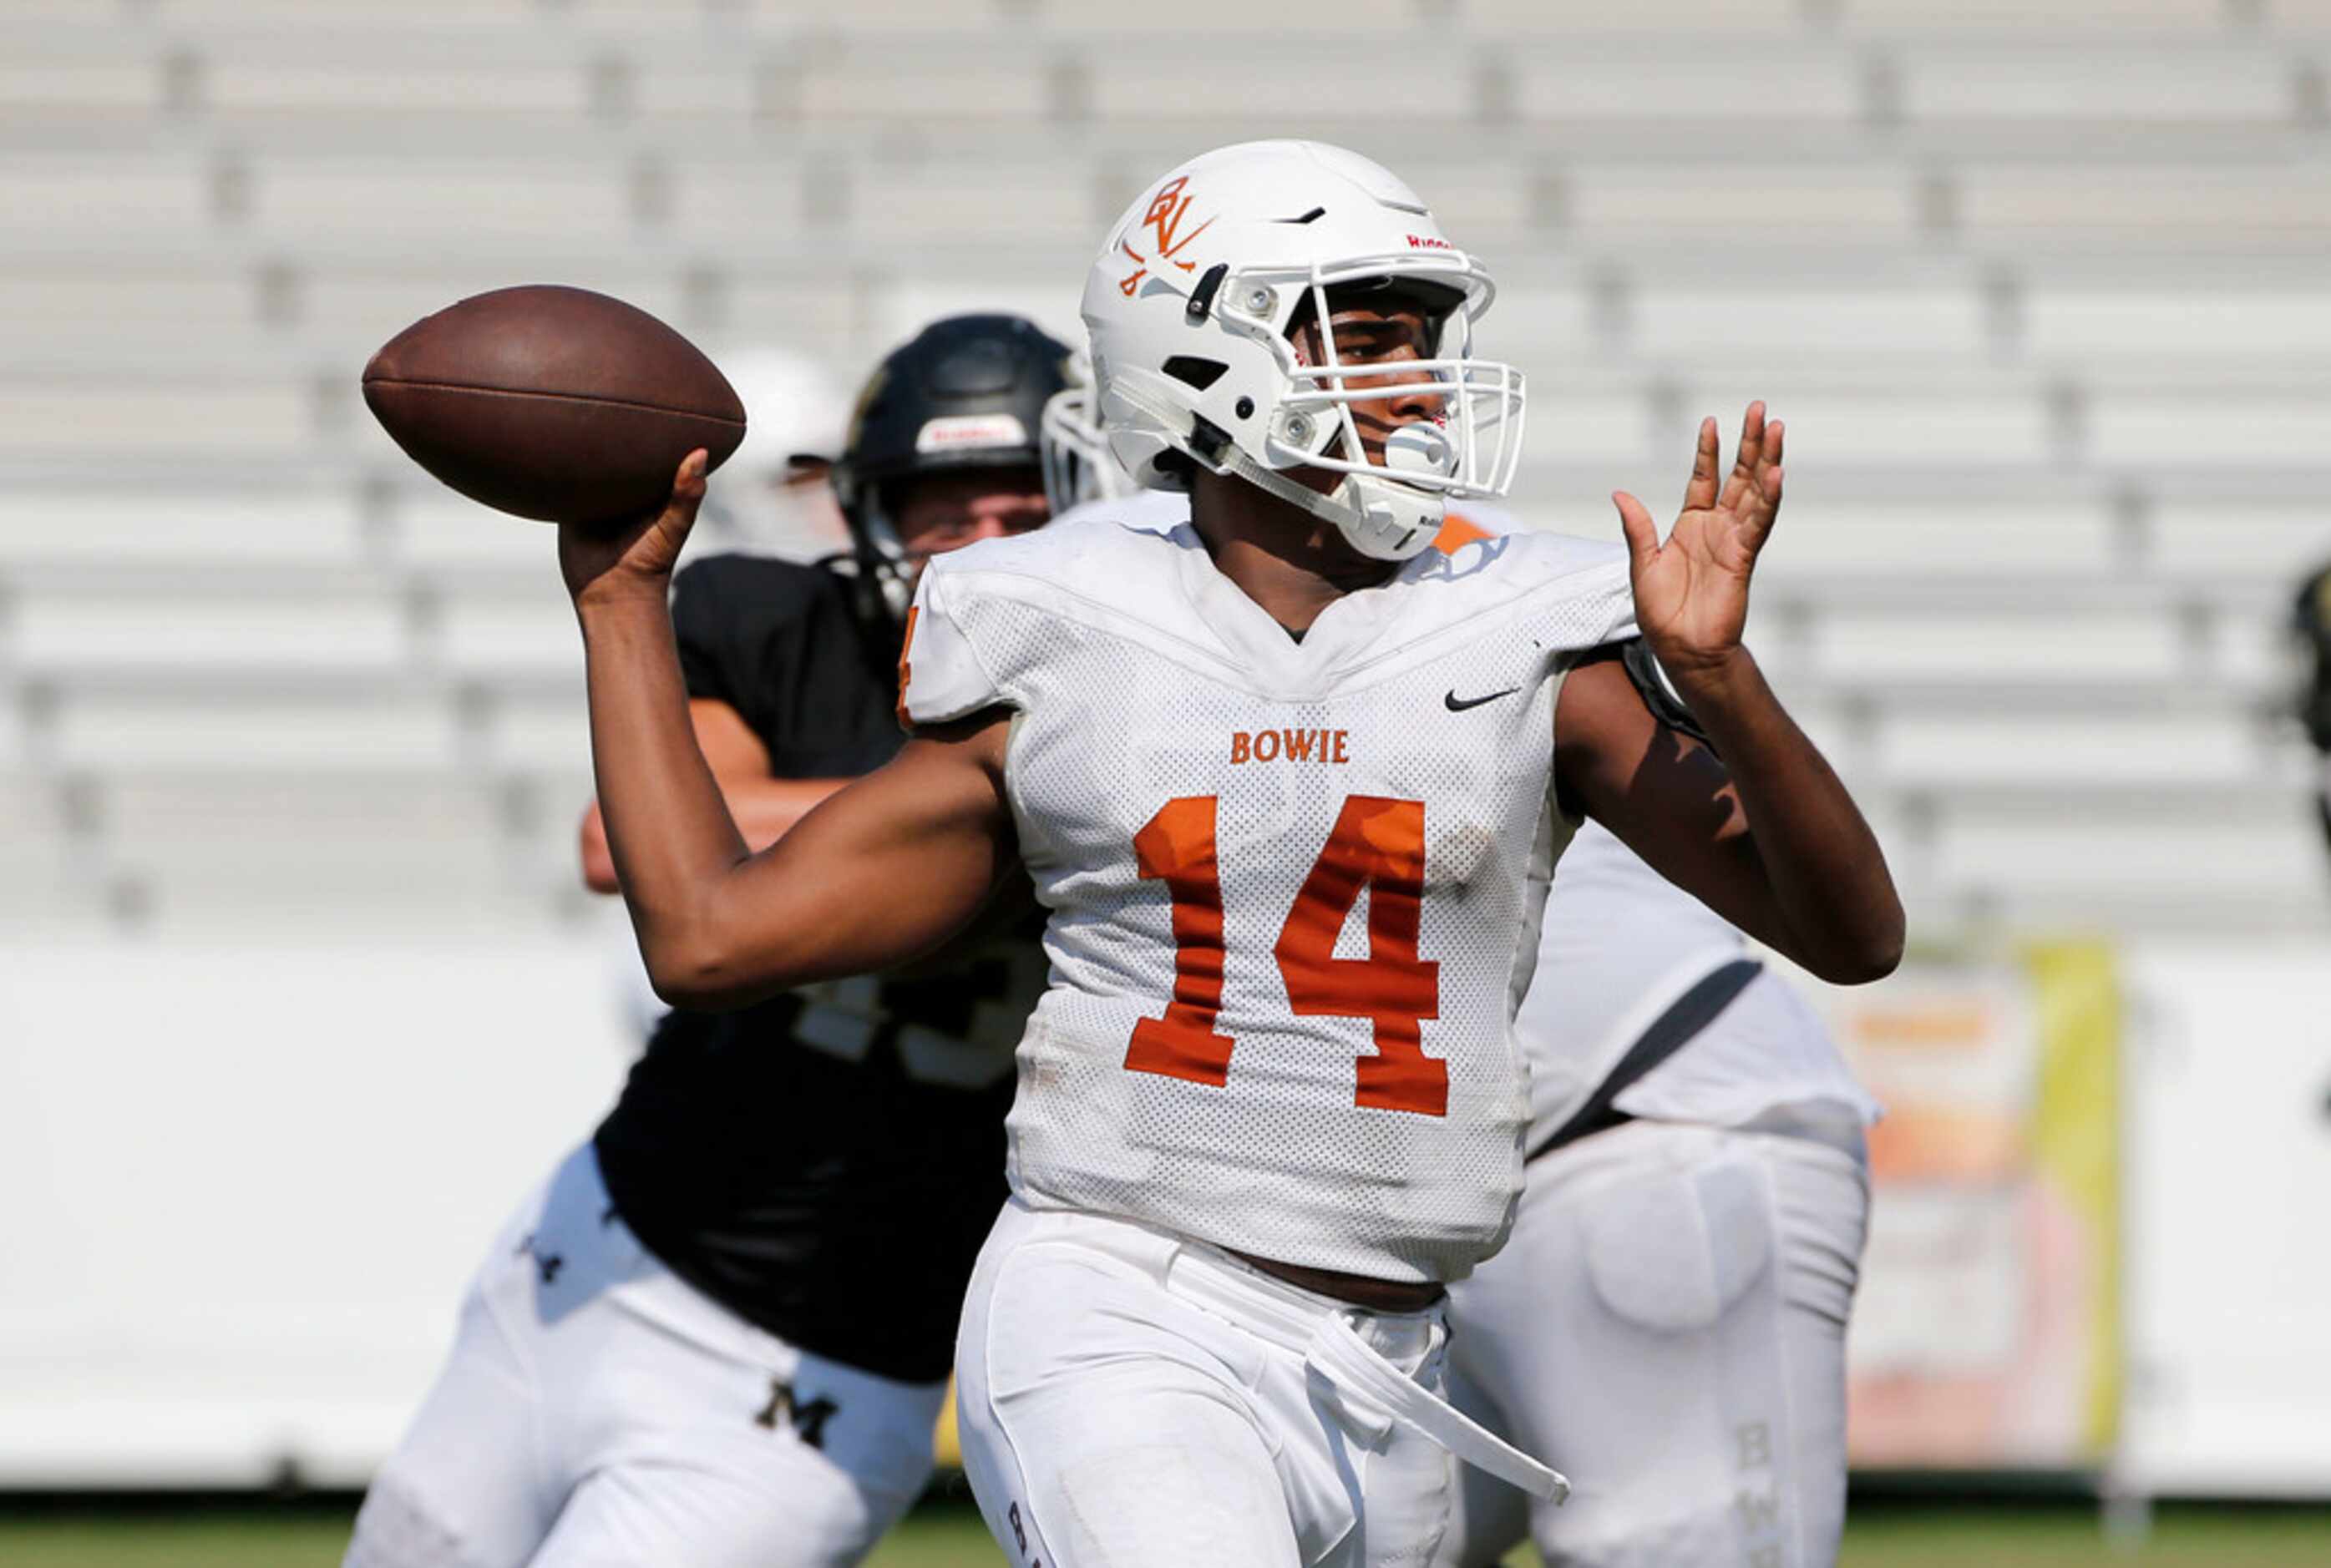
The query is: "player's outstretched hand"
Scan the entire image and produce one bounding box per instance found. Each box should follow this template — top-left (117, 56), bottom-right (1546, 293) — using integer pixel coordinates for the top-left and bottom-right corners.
top-left (559, 449), bottom-right (709, 609)
top-left (1614, 402), bottom-right (1781, 680)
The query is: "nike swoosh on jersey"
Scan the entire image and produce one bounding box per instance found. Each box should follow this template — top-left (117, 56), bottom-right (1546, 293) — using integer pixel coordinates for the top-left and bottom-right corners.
top-left (1443, 686), bottom-right (1520, 712)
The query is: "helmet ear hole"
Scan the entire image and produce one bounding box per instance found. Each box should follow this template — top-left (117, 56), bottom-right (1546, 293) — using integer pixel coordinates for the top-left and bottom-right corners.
top-left (1163, 356), bottom-right (1229, 392)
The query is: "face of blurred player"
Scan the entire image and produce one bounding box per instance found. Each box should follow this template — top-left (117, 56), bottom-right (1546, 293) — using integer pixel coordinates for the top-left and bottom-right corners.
top-left (889, 467), bottom-right (1050, 566)
top-left (1284, 297), bottom-right (1448, 492)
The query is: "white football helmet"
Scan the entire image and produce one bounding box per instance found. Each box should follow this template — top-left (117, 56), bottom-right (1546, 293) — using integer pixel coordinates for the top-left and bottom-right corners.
top-left (1081, 139), bottom-right (1524, 561)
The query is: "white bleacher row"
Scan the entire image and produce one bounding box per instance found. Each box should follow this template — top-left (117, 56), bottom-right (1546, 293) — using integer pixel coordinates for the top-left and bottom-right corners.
top-left (7, 0), bottom-right (2319, 43)
top-left (0, 560), bottom-right (2296, 693)
top-left (0, 770), bottom-right (590, 938)
top-left (8, 480), bottom-right (2328, 607)
top-left (6, 23), bottom-right (2331, 173)
top-left (9, 146), bottom-right (2331, 283)
top-left (9, 369), bottom-right (2331, 513)
top-left (21, 253), bottom-right (2331, 372)
top-left (18, 272), bottom-right (2331, 490)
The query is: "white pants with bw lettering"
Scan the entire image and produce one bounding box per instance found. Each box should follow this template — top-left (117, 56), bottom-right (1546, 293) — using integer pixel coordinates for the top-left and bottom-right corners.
top-left (1435, 1120), bottom-right (1870, 1568)
top-left (955, 1197), bottom-right (1563, 1568)
top-left (342, 1143), bottom-right (947, 1568)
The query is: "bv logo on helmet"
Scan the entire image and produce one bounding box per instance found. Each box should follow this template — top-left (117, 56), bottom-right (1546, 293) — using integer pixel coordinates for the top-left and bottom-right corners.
top-left (1118, 176), bottom-right (1216, 297)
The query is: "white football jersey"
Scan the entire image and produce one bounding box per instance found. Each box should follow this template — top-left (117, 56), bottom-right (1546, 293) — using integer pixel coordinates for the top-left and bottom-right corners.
top-left (1046, 486), bottom-right (1189, 534)
top-left (900, 508), bottom-right (1635, 1282)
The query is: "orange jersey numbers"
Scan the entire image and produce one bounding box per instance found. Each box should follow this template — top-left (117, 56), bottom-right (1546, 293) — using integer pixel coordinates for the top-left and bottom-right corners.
top-left (1124, 794), bottom-right (1446, 1116)
top-left (1123, 796), bottom-right (1238, 1087)
top-left (1275, 797), bottom-right (1444, 1115)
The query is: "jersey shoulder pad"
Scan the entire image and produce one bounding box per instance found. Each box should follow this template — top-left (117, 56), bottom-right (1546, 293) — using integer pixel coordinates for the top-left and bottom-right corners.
top-left (899, 518), bottom-right (1183, 726)
top-left (898, 557), bottom-right (1000, 728)
top-left (1048, 488), bottom-right (1191, 534)
top-left (1483, 525), bottom-right (1627, 579)
top-left (921, 511), bottom-right (1189, 617)
top-left (1410, 526), bottom-right (1635, 655)
top-left (1436, 499), bottom-right (1519, 550)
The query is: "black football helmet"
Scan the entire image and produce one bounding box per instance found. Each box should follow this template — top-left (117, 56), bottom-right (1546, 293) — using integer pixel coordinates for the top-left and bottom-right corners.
top-left (829, 313), bottom-right (1073, 619)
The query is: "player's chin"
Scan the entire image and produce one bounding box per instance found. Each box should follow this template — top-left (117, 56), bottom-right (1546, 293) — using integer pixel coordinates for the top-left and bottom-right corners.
top-left (1280, 463), bottom-right (1345, 498)
top-left (1286, 448), bottom-right (1413, 491)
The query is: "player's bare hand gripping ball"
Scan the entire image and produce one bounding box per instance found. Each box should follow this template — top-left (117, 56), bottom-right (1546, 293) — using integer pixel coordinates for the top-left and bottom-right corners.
top-left (560, 450), bottom-right (710, 609)
top-left (1615, 402), bottom-right (1782, 680)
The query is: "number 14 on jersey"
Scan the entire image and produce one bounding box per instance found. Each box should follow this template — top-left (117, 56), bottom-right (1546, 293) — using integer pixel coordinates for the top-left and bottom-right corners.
top-left (1125, 795), bottom-right (1447, 1117)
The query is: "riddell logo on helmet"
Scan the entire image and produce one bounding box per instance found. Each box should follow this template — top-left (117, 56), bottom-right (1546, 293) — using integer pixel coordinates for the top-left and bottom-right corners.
top-left (1406, 234), bottom-right (1452, 250)
top-left (915, 414), bottom-right (1029, 453)
top-left (1118, 176), bottom-right (1216, 297)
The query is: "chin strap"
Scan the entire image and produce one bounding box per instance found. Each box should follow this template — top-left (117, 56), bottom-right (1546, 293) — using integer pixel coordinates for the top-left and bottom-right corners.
top-left (1217, 445), bottom-right (1433, 563)
top-left (1107, 369), bottom-right (1437, 562)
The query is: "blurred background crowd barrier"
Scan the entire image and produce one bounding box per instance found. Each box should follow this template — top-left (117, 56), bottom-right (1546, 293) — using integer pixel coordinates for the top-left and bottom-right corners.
top-left (1, 0), bottom-right (2327, 1513)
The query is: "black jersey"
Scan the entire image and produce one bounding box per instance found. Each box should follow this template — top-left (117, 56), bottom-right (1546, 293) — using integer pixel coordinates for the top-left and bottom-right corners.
top-left (594, 553), bottom-right (1028, 1383)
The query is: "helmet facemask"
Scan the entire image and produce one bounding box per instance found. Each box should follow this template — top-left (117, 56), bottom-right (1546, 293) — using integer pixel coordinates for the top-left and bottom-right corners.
top-left (1250, 270), bottom-right (1523, 559)
top-left (843, 487), bottom-right (919, 620)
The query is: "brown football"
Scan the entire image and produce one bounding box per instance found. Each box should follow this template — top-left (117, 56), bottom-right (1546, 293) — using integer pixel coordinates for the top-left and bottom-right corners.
top-left (362, 285), bottom-right (747, 525)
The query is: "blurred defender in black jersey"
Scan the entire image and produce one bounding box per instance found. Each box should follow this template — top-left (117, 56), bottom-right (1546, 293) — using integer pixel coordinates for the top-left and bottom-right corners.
top-left (2299, 560), bottom-right (2331, 857)
top-left (347, 316), bottom-right (1072, 1568)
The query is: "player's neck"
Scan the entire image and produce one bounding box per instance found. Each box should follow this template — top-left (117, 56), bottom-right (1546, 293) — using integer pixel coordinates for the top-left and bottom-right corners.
top-left (1188, 470), bottom-right (1396, 636)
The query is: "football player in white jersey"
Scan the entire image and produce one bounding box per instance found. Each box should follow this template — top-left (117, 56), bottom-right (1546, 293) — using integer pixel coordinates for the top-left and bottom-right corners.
top-left (1041, 393), bottom-right (1880, 1567)
top-left (553, 140), bottom-right (1903, 1566)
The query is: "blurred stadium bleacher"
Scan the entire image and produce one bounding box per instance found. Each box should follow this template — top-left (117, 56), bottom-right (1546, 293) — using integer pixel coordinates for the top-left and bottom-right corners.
top-left (1, 0), bottom-right (2327, 947)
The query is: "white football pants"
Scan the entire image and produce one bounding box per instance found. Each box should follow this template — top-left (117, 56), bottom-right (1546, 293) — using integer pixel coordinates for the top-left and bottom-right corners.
top-left (1437, 1120), bottom-right (1869, 1568)
top-left (955, 1198), bottom-right (1564, 1568)
top-left (343, 1144), bottom-right (947, 1568)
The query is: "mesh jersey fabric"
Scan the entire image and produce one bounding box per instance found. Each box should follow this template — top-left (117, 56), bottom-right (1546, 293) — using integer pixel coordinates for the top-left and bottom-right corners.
top-left (900, 511), bottom-right (1636, 1282)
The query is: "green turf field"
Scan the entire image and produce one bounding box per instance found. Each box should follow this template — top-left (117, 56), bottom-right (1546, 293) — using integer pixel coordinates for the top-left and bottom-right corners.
top-left (1, 1500), bottom-right (2325, 1566)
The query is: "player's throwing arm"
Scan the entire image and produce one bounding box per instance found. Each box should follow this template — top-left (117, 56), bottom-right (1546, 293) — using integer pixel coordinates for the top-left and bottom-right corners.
top-left (559, 459), bottom-right (1019, 1010)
